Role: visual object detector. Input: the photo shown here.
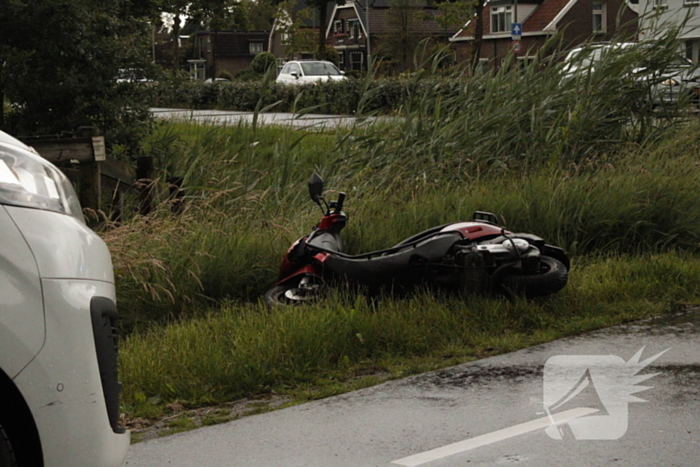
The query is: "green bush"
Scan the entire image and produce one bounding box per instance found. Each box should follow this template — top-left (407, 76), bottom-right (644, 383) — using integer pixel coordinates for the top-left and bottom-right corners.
top-left (251, 52), bottom-right (277, 74)
top-left (233, 68), bottom-right (261, 82)
top-left (217, 70), bottom-right (233, 81)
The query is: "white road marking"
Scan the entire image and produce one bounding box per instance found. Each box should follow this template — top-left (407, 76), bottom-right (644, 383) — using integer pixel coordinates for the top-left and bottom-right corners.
top-left (391, 407), bottom-right (599, 466)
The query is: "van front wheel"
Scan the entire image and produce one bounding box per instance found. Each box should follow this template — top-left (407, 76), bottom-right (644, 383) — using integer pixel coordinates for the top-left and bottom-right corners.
top-left (0, 423), bottom-right (18, 467)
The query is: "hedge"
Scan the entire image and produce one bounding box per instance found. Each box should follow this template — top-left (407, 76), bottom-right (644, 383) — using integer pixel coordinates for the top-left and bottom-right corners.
top-left (144, 76), bottom-right (464, 115)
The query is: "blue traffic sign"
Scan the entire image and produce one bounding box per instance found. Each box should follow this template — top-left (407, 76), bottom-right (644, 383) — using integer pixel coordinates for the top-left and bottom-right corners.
top-left (511, 22), bottom-right (522, 37)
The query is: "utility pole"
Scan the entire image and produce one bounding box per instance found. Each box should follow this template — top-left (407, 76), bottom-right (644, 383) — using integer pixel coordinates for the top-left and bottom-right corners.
top-left (365, 0), bottom-right (372, 69)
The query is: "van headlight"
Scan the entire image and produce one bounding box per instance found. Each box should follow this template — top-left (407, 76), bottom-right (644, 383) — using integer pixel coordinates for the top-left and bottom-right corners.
top-left (660, 78), bottom-right (679, 86)
top-left (0, 142), bottom-right (84, 222)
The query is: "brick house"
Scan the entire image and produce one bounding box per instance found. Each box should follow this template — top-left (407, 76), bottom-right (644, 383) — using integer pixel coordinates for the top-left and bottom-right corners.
top-left (326, 0), bottom-right (457, 72)
top-left (188, 31), bottom-right (270, 80)
top-left (449, 0), bottom-right (638, 71)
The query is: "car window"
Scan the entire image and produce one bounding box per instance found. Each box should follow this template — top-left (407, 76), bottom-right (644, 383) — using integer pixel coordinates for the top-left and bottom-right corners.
top-left (289, 63), bottom-right (302, 75)
top-left (301, 62), bottom-right (341, 76)
top-left (280, 63), bottom-right (291, 74)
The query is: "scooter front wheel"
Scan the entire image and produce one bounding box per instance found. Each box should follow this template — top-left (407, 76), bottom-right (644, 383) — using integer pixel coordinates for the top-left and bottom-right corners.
top-left (498, 256), bottom-right (568, 298)
top-left (265, 275), bottom-right (325, 306)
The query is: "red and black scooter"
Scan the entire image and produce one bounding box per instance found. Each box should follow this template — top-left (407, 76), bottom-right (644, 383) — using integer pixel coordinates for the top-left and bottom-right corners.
top-left (265, 173), bottom-right (569, 305)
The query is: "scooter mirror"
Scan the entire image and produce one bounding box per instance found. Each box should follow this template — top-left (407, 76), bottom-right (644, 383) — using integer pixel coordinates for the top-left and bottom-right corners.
top-left (308, 172), bottom-right (324, 204)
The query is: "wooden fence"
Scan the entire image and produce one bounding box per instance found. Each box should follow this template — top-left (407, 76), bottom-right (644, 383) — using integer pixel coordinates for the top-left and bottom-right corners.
top-left (19, 128), bottom-right (180, 225)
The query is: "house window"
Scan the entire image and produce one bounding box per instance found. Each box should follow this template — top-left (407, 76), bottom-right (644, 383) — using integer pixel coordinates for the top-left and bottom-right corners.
top-left (517, 56), bottom-right (536, 69)
top-left (334, 20), bottom-right (344, 34)
top-left (348, 19), bottom-right (362, 41)
top-left (249, 42), bottom-right (263, 54)
top-left (686, 40), bottom-right (700, 63)
top-left (197, 37), bottom-right (206, 58)
top-left (491, 6), bottom-right (512, 34)
top-left (476, 58), bottom-right (490, 75)
top-left (350, 51), bottom-right (364, 71)
top-left (592, 2), bottom-right (606, 33)
top-left (684, 0), bottom-right (699, 5)
top-left (338, 51), bottom-right (346, 71)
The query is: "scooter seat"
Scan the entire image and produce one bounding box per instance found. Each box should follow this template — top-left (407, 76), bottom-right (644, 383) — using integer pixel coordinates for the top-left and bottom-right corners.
top-left (321, 233), bottom-right (461, 285)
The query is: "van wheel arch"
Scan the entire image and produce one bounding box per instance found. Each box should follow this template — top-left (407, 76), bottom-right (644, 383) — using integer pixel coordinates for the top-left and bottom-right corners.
top-left (0, 369), bottom-right (44, 467)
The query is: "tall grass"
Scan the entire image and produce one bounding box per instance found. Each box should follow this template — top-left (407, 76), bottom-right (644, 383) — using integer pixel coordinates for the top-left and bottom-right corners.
top-left (106, 118), bottom-right (700, 332)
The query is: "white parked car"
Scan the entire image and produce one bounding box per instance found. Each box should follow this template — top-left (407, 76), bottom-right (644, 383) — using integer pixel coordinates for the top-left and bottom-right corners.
top-left (276, 60), bottom-right (346, 85)
top-left (0, 130), bottom-right (129, 466)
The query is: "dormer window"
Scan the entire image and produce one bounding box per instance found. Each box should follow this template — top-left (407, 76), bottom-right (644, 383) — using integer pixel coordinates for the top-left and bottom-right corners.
top-left (491, 6), bottom-right (512, 34)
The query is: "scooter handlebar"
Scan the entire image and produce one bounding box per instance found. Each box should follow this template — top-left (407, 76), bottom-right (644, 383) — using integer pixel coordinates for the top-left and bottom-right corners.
top-left (336, 192), bottom-right (346, 212)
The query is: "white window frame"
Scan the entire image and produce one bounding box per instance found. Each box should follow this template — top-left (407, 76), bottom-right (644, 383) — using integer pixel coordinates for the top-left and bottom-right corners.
top-left (684, 0), bottom-right (699, 6)
top-left (491, 6), bottom-right (512, 34)
top-left (654, 0), bottom-right (669, 8)
top-left (334, 20), bottom-right (344, 34)
top-left (350, 51), bottom-right (364, 71)
top-left (592, 2), bottom-right (606, 33)
top-left (338, 51), bottom-right (346, 70)
top-left (347, 18), bottom-right (363, 40)
top-left (249, 42), bottom-right (263, 55)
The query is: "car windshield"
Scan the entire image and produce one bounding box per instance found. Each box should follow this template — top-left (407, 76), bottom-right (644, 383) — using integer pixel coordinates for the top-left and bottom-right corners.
top-left (301, 62), bottom-right (341, 76)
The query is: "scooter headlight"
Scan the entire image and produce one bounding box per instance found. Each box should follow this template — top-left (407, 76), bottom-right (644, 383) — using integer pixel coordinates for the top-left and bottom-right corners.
top-left (0, 142), bottom-right (84, 223)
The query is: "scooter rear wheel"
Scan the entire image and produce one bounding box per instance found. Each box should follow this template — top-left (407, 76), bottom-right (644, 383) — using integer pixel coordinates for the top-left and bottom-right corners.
top-left (265, 276), bottom-right (325, 306)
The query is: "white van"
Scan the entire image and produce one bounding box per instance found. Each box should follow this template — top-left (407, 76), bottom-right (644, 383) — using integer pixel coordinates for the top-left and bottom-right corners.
top-left (0, 130), bottom-right (129, 466)
top-left (561, 42), bottom-right (700, 107)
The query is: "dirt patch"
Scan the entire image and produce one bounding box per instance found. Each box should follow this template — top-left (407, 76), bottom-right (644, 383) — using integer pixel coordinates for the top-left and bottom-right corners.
top-left (122, 394), bottom-right (292, 443)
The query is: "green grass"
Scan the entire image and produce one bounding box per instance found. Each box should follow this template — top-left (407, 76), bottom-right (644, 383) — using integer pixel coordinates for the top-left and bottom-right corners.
top-left (119, 251), bottom-right (700, 417)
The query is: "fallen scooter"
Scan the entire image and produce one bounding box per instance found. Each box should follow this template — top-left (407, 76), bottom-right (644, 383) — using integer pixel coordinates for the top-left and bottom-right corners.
top-left (266, 173), bottom-right (569, 305)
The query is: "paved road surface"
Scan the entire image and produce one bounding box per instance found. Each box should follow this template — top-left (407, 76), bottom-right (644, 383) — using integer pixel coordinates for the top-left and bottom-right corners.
top-left (124, 310), bottom-right (699, 467)
top-left (151, 108), bottom-right (382, 129)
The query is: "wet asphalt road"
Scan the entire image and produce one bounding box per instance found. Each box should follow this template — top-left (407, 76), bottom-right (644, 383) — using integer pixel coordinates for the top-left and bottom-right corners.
top-left (123, 310), bottom-right (700, 467)
top-left (151, 108), bottom-right (382, 128)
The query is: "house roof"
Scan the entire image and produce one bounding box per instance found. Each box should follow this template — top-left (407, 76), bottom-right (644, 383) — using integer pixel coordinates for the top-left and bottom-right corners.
top-left (328, 0), bottom-right (456, 38)
top-left (524, 0), bottom-right (573, 32)
top-left (451, 0), bottom-right (574, 40)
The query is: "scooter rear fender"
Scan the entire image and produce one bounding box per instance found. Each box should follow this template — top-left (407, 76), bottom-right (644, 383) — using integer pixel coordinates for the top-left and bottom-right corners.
top-left (440, 222), bottom-right (506, 240)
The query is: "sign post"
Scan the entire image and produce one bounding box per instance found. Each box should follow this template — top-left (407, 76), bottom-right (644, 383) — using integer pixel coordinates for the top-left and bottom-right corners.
top-left (511, 22), bottom-right (522, 55)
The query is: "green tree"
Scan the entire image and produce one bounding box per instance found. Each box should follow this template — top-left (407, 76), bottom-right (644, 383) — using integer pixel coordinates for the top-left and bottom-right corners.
top-left (274, 0), bottom-right (318, 58)
top-left (159, 0), bottom-right (190, 69)
top-left (0, 0), bottom-right (157, 152)
top-left (375, 0), bottom-right (431, 71)
top-left (251, 52), bottom-right (278, 74)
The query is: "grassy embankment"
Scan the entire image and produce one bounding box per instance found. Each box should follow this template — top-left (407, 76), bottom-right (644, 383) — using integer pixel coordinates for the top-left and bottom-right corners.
top-left (110, 41), bottom-right (700, 431)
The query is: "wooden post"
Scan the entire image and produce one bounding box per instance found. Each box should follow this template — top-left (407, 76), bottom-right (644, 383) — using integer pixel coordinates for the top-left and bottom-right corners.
top-left (79, 160), bottom-right (101, 214)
